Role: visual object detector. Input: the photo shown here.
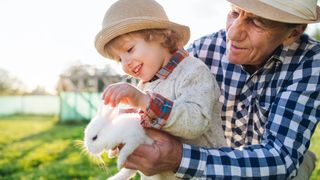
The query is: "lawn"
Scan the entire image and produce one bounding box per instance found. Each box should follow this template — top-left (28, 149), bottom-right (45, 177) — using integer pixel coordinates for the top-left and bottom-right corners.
top-left (310, 123), bottom-right (320, 180)
top-left (0, 115), bottom-right (319, 179)
top-left (0, 115), bottom-right (128, 180)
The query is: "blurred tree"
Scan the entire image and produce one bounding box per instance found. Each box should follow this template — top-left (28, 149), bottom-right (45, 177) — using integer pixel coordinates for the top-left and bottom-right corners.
top-left (0, 69), bottom-right (11, 93)
top-left (29, 85), bottom-right (49, 95)
top-left (312, 28), bottom-right (320, 41)
top-left (56, 62), bottom-right (124, 92)
top-left (0, 68), bottom-right (26, 95)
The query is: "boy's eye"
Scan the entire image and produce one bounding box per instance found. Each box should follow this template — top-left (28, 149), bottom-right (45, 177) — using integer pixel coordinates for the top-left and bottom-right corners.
top-left (127, 47), bottom-right (133, 53)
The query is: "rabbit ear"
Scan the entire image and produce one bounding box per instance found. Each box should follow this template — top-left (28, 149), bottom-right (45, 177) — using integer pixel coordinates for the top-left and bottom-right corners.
top-left (99, 103), bottom-right (119, 121)
top-left (96, 101), bottom-right (106, 116)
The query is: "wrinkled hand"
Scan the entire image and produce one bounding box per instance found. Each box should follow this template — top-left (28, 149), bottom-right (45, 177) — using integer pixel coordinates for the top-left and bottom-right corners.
top-left (124, 128), bottom-right (183, 176)
top-left (102, 82), bottom-right (150, 110)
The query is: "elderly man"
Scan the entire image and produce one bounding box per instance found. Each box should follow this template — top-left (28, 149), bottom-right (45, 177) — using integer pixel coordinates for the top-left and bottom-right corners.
top-left (124, 0), bottom-right (320, 179)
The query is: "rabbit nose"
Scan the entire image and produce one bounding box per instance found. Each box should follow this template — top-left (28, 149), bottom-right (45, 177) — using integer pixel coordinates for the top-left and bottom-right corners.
top-left (92, 135), bottom-right (98, 141)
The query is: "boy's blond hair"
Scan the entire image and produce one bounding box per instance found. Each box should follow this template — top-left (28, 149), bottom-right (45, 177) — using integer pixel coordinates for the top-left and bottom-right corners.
top-left (104, 29), bottom-right (183, 62)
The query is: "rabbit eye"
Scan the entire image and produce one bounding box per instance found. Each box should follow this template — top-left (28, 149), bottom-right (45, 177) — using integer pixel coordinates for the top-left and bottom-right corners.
top-left (92, 135), bottom-right (98, 141)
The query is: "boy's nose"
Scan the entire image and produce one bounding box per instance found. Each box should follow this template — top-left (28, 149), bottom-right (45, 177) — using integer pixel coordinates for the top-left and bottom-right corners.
top-left (120, 56), bottom-right (132, 68)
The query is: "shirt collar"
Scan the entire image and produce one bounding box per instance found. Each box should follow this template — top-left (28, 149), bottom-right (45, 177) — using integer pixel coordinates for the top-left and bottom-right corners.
top-left (148, 48), bottom-right (189, 82)
top-left (269, 35), bottom-right (305, 64)
top-left (270, 44), bottom-right (288, 64)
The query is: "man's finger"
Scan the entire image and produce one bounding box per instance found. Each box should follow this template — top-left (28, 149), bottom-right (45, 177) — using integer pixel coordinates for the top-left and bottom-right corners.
top-left (130, 143), bottom-right (157, 157)
top-left (144, 128), bottom-right (173, 142)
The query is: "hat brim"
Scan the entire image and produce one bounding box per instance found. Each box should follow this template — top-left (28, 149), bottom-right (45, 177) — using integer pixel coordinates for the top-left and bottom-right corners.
top-left (227, 0), bottom-right (320, 24)
top-left (95, 17), bottom-right (190, 59)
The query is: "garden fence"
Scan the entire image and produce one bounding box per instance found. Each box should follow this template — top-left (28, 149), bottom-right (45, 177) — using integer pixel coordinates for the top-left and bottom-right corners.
top-left (0, 92), bottom-right (101, 122)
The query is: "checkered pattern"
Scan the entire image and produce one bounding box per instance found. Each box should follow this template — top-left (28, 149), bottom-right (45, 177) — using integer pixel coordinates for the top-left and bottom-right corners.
top-left (149, 48), bottom-right (189, 81)
top-left (140, 49), bottom-right (188, 129)
top-left (175, 30), bottom-right (320, 179)
top-left (140, 91), bottom-right (173, 129)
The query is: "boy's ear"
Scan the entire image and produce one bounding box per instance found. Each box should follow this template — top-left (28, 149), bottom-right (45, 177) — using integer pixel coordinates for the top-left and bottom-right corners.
top-left (283, 24), bottom-right (307, 46)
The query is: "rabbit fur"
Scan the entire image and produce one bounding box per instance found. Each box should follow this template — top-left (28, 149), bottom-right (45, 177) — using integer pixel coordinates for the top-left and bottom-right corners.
top-left (84, 103), bottom-right (154, 180)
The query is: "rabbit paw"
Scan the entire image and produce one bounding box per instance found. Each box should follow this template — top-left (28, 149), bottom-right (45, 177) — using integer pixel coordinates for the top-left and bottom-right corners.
top-left (107, 176), bottom-right (121, 180)
top-left (107, 168), bottom-right (136, 180)
top-left (108, 148), bottom-right (119, 158)
top-left (117, 156), bottom-right (126, 169)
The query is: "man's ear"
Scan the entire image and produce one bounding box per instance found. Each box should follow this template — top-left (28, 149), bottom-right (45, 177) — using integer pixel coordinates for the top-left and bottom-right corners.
top-left (283, 24), bottom-right (307, 46)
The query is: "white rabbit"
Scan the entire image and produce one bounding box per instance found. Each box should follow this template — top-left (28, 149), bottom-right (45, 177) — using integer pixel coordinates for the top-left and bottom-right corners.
top-left (84, 102), bottom-right (153, 180)
top-left (84, 102), bottom-right (214, 180)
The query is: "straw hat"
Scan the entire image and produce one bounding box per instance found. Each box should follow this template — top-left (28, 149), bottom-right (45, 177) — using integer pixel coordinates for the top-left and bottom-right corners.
top-left (227, 0), bottom-right (320, 24)
top-left (95, 0), bottom-right (190, 58)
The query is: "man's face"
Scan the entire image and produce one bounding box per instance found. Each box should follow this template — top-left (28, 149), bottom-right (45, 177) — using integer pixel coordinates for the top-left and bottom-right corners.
top-left (225, 6), bottom-right (292, 70)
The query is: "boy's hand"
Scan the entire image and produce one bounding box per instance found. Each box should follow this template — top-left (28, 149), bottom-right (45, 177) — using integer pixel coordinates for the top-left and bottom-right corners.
top-left (102, 82), bottom-right (150, 110)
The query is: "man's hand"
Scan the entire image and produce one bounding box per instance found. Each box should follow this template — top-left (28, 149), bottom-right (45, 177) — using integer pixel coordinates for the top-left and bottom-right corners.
top-left (124, 128), bottom-right (183, 176)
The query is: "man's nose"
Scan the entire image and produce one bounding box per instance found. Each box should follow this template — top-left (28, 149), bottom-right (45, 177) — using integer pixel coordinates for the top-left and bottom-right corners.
top-left (227, 18), bottom-right (247, 42)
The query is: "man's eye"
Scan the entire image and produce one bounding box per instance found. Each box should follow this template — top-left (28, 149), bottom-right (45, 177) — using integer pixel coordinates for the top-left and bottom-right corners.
top-left (250, 19), bottom-right (268, 29)
top-left (252, 19), bottom-right (263, 27)
top-left (229, 11), bottom-right (239, 18)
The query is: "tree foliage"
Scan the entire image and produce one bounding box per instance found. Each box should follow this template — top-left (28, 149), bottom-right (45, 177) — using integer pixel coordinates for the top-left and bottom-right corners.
top-left (57, 62), bottom-right (123, 92)
top-left (312, 28), bottom-right (320, 41)
top-left (0, 68), bottom-right (26, 95)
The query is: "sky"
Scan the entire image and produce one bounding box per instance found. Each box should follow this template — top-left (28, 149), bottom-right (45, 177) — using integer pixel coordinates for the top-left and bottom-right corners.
top-left (0, 0), bottom-right (319, 94)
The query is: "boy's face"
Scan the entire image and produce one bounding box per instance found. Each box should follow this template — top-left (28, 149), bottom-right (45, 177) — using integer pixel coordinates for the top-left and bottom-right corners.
top-left (112, 34), bottom-right (172, 82)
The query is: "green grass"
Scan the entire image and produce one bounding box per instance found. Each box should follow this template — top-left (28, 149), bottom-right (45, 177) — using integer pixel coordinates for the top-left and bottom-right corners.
top-left (0, 115), bottom-right (319, 179)
top-left (0, 115), bottom-right (121, 180)
top-left (310, 124), bottom-right (320, 180)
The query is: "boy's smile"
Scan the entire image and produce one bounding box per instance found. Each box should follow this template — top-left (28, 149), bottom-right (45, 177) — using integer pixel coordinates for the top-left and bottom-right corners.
top-left (132, 63), bottom-right (143, 75)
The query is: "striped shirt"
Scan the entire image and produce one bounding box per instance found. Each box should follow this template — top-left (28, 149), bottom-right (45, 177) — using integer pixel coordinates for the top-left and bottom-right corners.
top-left (173, 29), bottom-right (320, 179)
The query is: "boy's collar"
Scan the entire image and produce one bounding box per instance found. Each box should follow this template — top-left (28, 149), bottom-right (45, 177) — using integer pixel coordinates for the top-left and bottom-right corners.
top-left (146, 48), bottom-right (189, 83)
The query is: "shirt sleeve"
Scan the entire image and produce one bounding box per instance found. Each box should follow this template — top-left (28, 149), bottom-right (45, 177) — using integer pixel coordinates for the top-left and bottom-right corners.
top-left (144, 59), bottom-right (220, 140)
top-left (140, 92), bottom-right (173, 129)
top-left (175, 56), bottom-right (320, 178)
top-left (165, 63), bottom-right (220, 140)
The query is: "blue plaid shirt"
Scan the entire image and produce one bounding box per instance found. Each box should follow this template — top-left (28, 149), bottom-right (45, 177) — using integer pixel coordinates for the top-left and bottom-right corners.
top-left (175, 29), bottom-right (320, 179)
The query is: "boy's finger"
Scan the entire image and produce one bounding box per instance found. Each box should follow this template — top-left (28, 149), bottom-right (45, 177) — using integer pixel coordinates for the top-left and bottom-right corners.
top-left (103, 86), bottom-right (116, 105)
